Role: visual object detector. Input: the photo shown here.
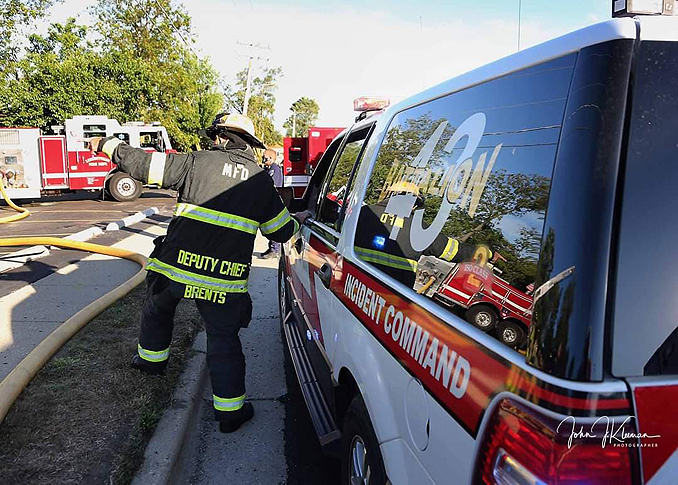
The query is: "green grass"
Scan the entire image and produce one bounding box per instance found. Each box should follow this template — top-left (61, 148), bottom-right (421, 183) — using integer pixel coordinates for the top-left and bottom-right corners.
top-left (0, 283), bottom-right (203, 485)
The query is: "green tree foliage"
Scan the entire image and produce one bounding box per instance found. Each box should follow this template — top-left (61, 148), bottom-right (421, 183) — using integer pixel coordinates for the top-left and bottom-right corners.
top-left (283, 96), bottom-right (319, 137)
top-left (224, 66), bottom-right (283, 147)
top-left (0, 0), bottom-right (57, 70)
top-left (0, 0), bottom-right (224, 151)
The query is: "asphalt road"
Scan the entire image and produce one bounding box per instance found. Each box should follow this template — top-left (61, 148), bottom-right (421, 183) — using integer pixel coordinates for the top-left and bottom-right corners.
top-left (0, 188), bottom-right (177, 243)
top-left (1, 190), bottom-right (342, 483)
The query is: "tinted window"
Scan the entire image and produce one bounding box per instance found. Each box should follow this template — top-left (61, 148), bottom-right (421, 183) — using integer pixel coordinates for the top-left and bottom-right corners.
top-left (317, 128), bottom-right (369, 231)
top-left (613, 41), bottom-right (678, 377)
top-left (355, 54), bottom-right (574, 348)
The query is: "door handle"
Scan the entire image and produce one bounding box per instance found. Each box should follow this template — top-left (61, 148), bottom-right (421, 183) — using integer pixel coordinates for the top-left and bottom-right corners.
top-left (316, 263), bottom-right (332, 289)
top-left (294, 238), bottom-right (303, 254)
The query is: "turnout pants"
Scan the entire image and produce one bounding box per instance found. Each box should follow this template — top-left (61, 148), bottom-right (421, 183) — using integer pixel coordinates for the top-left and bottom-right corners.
top-left (137, 272), bottom-right (253, 422)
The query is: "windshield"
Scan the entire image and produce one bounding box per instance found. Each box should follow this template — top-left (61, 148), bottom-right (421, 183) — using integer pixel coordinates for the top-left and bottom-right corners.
top-left (612, 41), bottom-right (678, 377)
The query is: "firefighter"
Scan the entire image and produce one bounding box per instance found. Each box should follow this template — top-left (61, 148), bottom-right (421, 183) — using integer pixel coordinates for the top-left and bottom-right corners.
top-left (260, 148), bottom-right (284, 259)
top-left (354, 181), bottom-right (504, 288)
top-left (89, 112), bottom-right (311, 433)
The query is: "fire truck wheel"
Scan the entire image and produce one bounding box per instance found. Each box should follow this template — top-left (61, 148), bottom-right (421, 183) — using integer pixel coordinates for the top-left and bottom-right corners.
top-left (107, 172), bottom-right (142, 202)
top-left (496, 320), bottom-right (526, 348)
top-left (465, 305), bottom-right (498, 332)
top-left (341, 394), bottom-right (388, 485)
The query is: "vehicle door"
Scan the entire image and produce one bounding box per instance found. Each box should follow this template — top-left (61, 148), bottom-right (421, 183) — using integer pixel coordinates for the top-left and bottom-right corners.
top-left (287, 123), bottom-right (374, 403)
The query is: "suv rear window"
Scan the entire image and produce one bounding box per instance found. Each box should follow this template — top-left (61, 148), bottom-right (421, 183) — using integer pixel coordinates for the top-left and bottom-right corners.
top-left (354, 54), bottom-right (575, 343)
top-left (612, 41), bottom-right (678, 377)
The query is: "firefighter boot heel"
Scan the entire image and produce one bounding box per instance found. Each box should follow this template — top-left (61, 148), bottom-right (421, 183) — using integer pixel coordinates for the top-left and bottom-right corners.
top-left (130, 355), bottom-right (166, 376)
top-left (219, 402), bottom-right (255, 433)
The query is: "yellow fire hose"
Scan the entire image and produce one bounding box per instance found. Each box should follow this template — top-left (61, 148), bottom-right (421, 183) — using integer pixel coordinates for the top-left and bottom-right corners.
top-left (0, 177), bottom-right (148, 423)
top-left (0, 177), bottom-right (30, 223)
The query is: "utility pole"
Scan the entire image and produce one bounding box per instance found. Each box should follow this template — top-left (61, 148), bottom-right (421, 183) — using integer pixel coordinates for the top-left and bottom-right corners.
top-left (517, 0), bottom-right (522, 51)
top-left (292, 110), bottom-right (297, 137)
top-left (236, 41), bottom-right (270, 116)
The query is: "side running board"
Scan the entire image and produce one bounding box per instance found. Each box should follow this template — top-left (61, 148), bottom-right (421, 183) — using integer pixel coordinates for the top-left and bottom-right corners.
top-left (283, 301), bottom-right (341, 453)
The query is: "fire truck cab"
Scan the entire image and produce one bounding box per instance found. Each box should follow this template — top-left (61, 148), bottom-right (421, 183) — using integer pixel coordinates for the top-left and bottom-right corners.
top-left (1, 115), bottom-right (172, 202)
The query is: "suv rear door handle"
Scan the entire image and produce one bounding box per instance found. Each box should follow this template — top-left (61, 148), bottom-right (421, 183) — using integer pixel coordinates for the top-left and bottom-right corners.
top-left (317, 263), bottom-right (332, 289)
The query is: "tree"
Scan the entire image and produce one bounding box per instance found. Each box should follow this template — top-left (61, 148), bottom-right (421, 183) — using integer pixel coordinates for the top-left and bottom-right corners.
top-left (0, 3), bottom-right (224, 152)
top-left (89, 0), bottom-right (223, 150)
top-left (0, 0), bottom-right (57, 72)
top-left (224, 66), bottom-right (283, 147)
top-left (283, 97), bottom-right (319, 137)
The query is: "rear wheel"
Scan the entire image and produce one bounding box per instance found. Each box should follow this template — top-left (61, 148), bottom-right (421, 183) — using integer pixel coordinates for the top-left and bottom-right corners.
top-left (107, 172), bottom-right (142, 201)
top-left (341, 394), bottom-right (387, 485)
top-left (465, 304), bottom-right (498, 332)
top-left (496, 320), bottom-right (526, 348)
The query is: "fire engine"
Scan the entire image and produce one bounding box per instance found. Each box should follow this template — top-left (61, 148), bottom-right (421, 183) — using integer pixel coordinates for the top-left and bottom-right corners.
top-left (414, 256), bottom-right (533, 348)
top-left (0, 115), bottom-right (172, 202)
top-left (283, 126), bottom-right (344, 198)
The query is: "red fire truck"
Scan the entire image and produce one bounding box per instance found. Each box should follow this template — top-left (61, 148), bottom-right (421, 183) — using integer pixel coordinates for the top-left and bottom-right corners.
top-left (0, 115), bottom-right (172, 202)
top-left (414, 255), bottom-right (533, 348)
top-left (283, 126), bottom-right (344, 198)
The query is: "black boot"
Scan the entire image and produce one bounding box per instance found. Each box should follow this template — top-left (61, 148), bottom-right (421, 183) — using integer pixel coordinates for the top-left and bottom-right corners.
top-left (219, 402), bottom-right (255, 433)
top-left (130, 355), bottom-right (166, 375)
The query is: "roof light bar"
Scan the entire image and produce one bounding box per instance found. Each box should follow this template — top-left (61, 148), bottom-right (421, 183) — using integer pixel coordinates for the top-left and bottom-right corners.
top-left (353, 96), bottom-right (390, 113)
top-left (612, 0), bottom-right (675, 17)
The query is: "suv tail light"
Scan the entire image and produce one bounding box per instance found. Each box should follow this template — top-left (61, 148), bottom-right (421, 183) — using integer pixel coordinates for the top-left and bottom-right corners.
top-left (475, 399), bottom-right (638, 485)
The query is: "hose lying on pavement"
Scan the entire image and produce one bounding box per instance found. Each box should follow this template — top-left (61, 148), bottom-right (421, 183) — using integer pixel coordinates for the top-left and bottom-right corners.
top-left (0, 178), bottom-right (149, 423)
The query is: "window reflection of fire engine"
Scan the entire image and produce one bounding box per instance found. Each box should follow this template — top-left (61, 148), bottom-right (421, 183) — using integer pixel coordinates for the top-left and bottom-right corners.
top-left (414, 255), bottom-right (533, 348)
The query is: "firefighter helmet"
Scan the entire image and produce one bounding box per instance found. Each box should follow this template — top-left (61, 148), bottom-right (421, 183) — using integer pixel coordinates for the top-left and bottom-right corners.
top-left (206, 112), bottom-right (266, 149)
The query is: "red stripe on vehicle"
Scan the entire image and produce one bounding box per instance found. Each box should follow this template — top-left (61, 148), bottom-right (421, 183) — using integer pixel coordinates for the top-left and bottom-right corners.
top-left (332, 259), bottom-right (629, 435)
top-left (633, 385), bottom-right (678, 483)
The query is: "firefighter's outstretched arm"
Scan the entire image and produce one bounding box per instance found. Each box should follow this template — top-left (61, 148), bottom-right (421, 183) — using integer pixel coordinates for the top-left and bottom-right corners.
top-left (258, 179), bottom-right (309, 243)
top-left (426, 233), bottom-right (498, 264)
top-left (91, 137), bottom-right (193, 191)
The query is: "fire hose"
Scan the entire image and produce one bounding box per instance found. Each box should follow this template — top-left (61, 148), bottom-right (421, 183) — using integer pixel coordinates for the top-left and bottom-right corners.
top-left (0, 175), bottom-right (148, 423)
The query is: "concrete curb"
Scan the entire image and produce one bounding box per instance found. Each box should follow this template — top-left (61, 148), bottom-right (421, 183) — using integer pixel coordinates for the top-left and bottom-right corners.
top-left (1, 207), bottom-right (160, 274)
top-left (131, 331), bottom-right (208, 485)
top-left (106, 207), bottom-right (159, 231)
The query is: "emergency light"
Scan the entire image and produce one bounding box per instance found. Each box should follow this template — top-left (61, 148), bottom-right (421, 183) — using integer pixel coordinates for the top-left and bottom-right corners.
top-left (612, 0), bottom-right (675, 17)
top-left (353, 96), bottom-right (390, 112)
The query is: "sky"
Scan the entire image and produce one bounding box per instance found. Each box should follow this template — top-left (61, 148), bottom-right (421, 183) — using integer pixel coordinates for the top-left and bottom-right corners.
top-left (44, 0), bottom-right (611, 133)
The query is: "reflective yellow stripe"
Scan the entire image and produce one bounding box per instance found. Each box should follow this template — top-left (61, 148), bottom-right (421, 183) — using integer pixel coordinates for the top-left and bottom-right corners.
top-left (261, 208), bottom-right (292, 235)
top-left (138, 344), bottom-right (170, 362)
top-left (213, 393), bottom-right (246, 411)
top-left (355, 246), bottom-right (418, 272)
top-left (148, 152), bottom-right (166, 186)
top-left (440, 237), bottom-right (459, 261)
top-left (146, 258), bottom-right (248, 293)
top-left (292, 217), bottom-right (300, 234)
top-left (174, 203), bottom-right (259, 234)
top-left (101, 138), bottom-right (123, 158)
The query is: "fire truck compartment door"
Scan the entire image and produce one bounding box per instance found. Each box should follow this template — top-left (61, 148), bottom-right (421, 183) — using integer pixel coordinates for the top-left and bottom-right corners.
top-left (39, 136), bottom-right (68, 188)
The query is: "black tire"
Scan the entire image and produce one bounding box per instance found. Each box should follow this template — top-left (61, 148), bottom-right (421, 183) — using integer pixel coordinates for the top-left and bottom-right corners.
top-left (465, 304), bottom-right (498, 332)
top-left (341, 395), bottom-right (388, 485)
top-left (496, 320), bottom-right (526, 348)
top-left (107, 172), bottom-right (142, 202)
